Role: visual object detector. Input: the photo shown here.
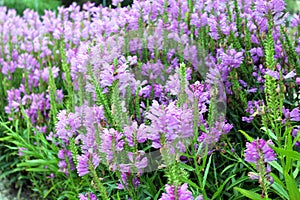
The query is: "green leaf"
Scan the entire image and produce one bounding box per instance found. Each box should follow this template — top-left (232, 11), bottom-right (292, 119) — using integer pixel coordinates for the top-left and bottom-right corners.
top-left (225, 177), bottom-right (249, 192)
top-left (234, 187), bottom-right (265, 200)
top-left (202, 154), bottom-right (213, 190)
top-left (269, 161), bottom-right (283, 174)
top-left (272, 147), bottom-right (300, 161)
top-left (270, 172), bottom-right (285, 188)
top-left (261, 127), bottom-right (277, 141)
top-left (211, 174), bottom-right (235, 199)
top-left (154, 188), bottom-right (164, 200)
top-left (293, 161), bottom-right (300, 178)
top-left (17, 159), bottom-right (57, 167)
top-left (221, 163), bottom-right (236, 175)
top-left (178, 162), bottom-right (195, 171)
top-left (285, 173), bottom-right (300, 200)
top-left (270, 182), bottom-right (289, 200)
top-left (0, 136), bottom-right (13, 141)
top-left (179, 176), bottom-right (199, 189)
top-left (239, 130), bottom-right (254, 142)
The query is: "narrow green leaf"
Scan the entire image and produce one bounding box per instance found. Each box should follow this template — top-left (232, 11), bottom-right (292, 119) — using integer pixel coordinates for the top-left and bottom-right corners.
top-left (270, 172), bottom-right (285, 188)
top-left (211, 174), bottom-right (235, 199)
top-left (285, 173), bottom-right (300, 200)
top-left (269, 161), bottom-right (283, 174)
top-left (239, 130), bottom-right (254, 142)
top-left (234, 187), bottom-right (265, 200)
top-left (261, 127), bottom-right (277, 141)
top-left (272, 147), bottom-right (300, 161)
top-left (270, 182), bottom-right (289, 200)
top-left (202, 154), bottom-right (212, 190)
top-left (178, 162), bottom-right (195, 171)
top-left (293, 161), bottom-right (300, 178)
top-left (179, 176), bottom-right (199, 189)
top-left (225, 177), bottom-right (249, 192)
top-left (17, 159), bottom-right (57, 167)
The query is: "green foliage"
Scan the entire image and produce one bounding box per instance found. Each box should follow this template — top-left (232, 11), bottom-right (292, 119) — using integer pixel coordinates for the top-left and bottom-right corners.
top-left (0, 0), bottom-right (60, 15)
top-left (285, 0), bottom-right (300, 14)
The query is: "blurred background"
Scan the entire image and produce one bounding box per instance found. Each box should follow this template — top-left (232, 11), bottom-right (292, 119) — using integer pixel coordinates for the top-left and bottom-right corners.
top-left (0, 0), bottom-right (299, 16)
top-left (0, 0), bottom-right (133, 15)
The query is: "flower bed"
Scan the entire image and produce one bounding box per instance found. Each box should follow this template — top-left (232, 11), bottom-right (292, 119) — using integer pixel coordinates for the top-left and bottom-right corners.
top-left (0, 0), bottom-right (299, 199)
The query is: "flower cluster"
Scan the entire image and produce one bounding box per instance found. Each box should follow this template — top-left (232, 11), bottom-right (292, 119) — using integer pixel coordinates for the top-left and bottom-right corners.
top-left (159, 183), bottom-right (194, 200)
top-left (245, 139), bottom-right (277, 165)
top-left (245, 139), bottom-right (276, 187)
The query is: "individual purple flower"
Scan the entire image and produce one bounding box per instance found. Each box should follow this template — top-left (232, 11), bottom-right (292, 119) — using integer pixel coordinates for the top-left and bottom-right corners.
top-left (250, 47), bottom-right (264, 63)
top-left (290, 107), bottom-right (300, 121)
top-left (207, 17), bottom-right (219, 40)
top-left (159, 184), bottom-right (175, 200)
top-left (296, 77), bottom-right (300, 85)
top-left (290, 14), bottom-right (300, 28)
top-left (75, 104), bottom-right (105, 155)
top-left (118, 151), bottom-right (148, 174)
top-left (283, 107), bottom-right (300, 122)
top-left (198, 120), bottom-right (233, 149)
top-left (219, 48), bottom-right (244, 68)
top-left (177, 183), bottom-right (194, 200)
top-left (195, 195), bottom-right (204, 200)
top-left (292, 127), bottom-right (300, 151)
top-left (242, 116), bottom-right (255, 123)
top-left (265, 69), bottom-right (280, 80)
top-left (165, 72), bottom-right (180, 96)
top-left (77, 154), bottom-right (89, 176)
top-left (100, 128), bottom-right (125, 166)
top-left (139, 85), bottom-right (152, 98)
top-left (141, 61), bottom-right (166, 82)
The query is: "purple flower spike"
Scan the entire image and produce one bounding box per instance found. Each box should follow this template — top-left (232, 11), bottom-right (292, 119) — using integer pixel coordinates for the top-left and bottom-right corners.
top-left (77, 154), bottom-right (89, 176)
top-left (159, 183), bottom-right (194, 200)
top-left (76, 152), bottom-right (100, 177)
top-left (245, 139), bottom-right (276, 166)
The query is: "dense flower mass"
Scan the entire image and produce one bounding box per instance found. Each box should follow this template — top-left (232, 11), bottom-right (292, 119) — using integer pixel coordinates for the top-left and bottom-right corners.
top-left (0, 0), bottom-right (299, 199)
